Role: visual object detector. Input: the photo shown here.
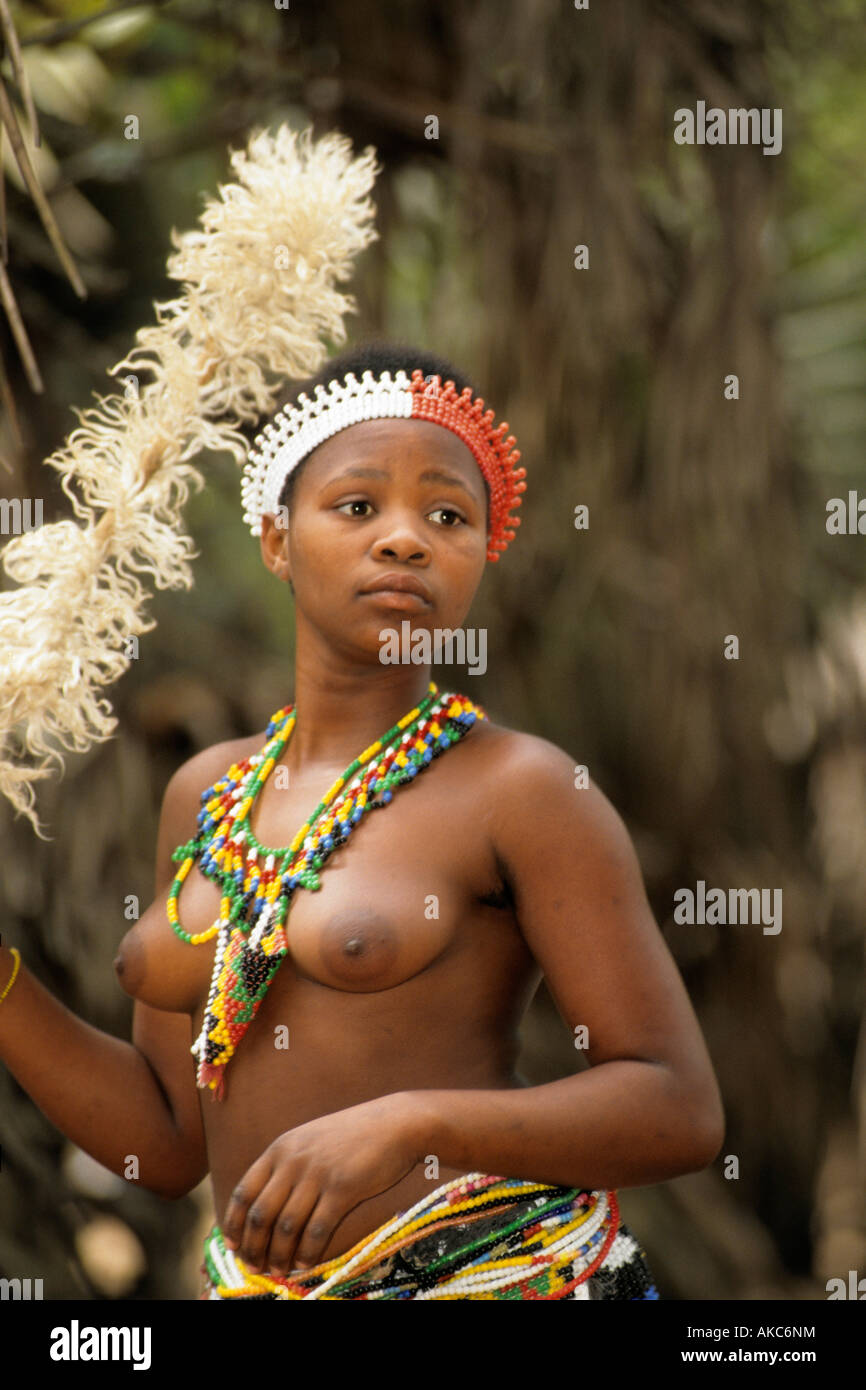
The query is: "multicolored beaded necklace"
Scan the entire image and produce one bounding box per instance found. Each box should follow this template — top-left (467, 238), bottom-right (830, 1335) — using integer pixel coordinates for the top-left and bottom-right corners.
top-left (167, 680), bottom-right (486, 1098)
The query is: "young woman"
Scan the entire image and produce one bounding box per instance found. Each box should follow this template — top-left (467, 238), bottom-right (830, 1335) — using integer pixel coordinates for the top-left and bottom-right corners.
top-left (0, 339), bottom-right (724, 1300)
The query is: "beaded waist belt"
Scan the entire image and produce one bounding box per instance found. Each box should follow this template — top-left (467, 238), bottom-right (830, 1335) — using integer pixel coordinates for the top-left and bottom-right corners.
top-left (200, 1174), bottom-right (623, 1301)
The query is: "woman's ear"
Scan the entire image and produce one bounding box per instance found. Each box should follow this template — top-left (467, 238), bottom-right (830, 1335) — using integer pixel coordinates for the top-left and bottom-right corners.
top-left (260, 512), bottom-right (293, 586)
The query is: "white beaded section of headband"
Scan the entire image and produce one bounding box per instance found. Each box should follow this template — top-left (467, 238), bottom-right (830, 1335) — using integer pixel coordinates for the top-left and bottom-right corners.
top-left (241, 368), bottom-right (417, 536)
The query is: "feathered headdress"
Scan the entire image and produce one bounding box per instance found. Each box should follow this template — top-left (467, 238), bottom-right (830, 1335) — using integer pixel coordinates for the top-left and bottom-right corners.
top-left (0, 124), bottom-right (380, 833)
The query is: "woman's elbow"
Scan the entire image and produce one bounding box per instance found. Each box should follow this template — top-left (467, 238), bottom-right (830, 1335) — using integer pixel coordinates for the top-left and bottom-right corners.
top-left (136, 1148), bottom-right (209, 1201)
top-left (677, 1086), bottom-right (726, 1173)
top-left (657, 1065), bottom-right (726, 1176)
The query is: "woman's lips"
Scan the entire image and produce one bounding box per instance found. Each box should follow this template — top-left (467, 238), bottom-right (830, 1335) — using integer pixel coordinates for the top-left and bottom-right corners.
top-left (358, 589), bottom-right (431, 609)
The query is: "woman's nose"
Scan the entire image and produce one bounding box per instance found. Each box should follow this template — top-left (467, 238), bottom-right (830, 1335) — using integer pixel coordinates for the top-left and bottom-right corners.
top-left (370, 518), bottom-right (430, 562)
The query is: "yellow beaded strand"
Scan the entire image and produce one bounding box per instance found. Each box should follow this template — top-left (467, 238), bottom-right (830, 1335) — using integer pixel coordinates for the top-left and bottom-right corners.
top-left (0, 947), bottom-right (21, 1002)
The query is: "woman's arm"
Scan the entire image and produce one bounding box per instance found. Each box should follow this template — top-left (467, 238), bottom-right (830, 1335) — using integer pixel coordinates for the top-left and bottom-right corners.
top-left (400, 733), bottom-right (724, 1189)
top-left (398, 1062), bottom-right (721, 1194)
top-left (0, 959), bottom-right (206, 1198)
top-left (0, 752), bottom-right (215, 1200)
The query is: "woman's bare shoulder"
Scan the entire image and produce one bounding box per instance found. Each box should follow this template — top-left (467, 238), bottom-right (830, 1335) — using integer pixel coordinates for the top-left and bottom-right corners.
top-left (162, 730), bottom-right (267, 808)
top-left (154, 729), bottom-right (269, 881)
top-left (468, 713), bottom-right (621, 826)
top-left (469, 713), bottom-right (581, 774)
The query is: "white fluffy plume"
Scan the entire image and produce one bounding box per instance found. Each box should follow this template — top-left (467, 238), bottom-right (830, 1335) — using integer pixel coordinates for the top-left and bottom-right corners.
top-left (0, 123), bottom-right (379, 831)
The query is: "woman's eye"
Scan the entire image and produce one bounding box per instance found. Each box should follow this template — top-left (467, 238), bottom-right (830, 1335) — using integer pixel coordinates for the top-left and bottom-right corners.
top-left (336, 500), bottom-right (372, 517)
top-left (429, 508), bottom-right (464, 526)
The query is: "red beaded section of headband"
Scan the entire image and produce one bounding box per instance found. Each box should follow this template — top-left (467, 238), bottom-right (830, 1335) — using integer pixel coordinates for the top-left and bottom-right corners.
top-left (408, 369), bottom-right (526, 562)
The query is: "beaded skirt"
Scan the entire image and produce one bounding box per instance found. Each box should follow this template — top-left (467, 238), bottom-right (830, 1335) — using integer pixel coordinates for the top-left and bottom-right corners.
top-left (199, 1174), bottom-right (660, 1301)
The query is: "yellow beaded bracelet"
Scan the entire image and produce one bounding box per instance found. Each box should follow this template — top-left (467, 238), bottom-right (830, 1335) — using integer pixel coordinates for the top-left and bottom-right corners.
top-left (0, 947), bottom-right (21, 1003)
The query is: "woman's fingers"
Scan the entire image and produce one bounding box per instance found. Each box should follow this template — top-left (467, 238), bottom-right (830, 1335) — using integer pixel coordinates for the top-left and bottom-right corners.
top-left (262, 1181), bottom-right (324, 1276)
top-left (221, 1153), bottom-right (282, 1263)
top-left (288, 1193), bottom-right (347, 1273)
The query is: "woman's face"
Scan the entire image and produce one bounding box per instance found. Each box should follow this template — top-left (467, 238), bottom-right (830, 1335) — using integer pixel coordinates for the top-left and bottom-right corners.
top-left (259, 418), bottom-right (489, 661)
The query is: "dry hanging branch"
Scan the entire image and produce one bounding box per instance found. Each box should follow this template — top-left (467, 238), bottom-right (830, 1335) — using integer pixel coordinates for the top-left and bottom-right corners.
top-left (0, 1), bottom-right (82, 390)
top-left (0, 252), bottom-right (41, 390)
top-left (0, 73), bottom-right (84, 297)
top-left (0, 0), bottom-right (40, 147)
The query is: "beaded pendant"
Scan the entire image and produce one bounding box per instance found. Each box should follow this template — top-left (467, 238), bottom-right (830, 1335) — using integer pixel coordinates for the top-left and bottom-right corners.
top-left (167, 681), bottom-right (487, 1098)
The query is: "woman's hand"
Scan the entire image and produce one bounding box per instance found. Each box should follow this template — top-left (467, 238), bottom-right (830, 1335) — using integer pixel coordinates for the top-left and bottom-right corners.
top-left (221, 1092), bottom-right (425, 1277)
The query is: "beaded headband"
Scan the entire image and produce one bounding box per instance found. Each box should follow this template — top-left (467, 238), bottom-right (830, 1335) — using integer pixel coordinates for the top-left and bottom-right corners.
top-left (241, 367), bottom-right (527, 562)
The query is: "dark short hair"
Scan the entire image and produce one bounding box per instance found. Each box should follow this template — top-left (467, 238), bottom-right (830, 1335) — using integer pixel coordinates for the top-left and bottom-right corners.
top-left (269, 338), bottom-right (489, 515)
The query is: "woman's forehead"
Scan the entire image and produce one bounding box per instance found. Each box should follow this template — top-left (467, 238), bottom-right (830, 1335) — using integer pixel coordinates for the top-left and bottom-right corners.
top-left (299, 418), bottom-right (484, 490)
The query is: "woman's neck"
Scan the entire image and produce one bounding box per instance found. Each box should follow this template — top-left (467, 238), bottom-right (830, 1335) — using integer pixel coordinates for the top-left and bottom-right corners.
top-left (283, 661), bottom-right (440, 773)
